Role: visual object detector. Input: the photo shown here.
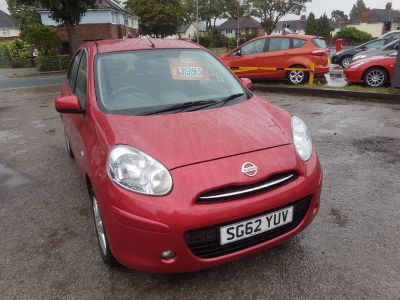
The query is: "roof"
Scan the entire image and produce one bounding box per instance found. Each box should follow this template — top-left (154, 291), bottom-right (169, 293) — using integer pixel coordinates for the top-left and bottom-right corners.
top-left (177, 22), bottom-right (207, 34)
top-left (218, 16), bottom-right (261, 30)
top-left (38, 0), bottom-right (138, 17)
top-left (94, 38), bottom-right (202, 53)
top-left (368, 9), bottom-right (400, 22)
top-left (0, 10), bottom-right (19, 28)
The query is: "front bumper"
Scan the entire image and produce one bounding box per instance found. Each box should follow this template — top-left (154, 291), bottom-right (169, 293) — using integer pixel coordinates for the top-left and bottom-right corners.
top-left (94, 144), bottom-right (323, 273)
top-left (343, 68), bottom-right (363, 83)
top-left (331, 55), bottom-right (339, 65)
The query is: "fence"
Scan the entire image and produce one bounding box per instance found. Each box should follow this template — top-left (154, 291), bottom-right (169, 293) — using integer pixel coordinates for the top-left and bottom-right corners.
top-left (231, 64), bottom-right (316, 86)
top-left (0, 47), bottom-right (11, 68)
top-left (35, 55), bottom-right (70, 72)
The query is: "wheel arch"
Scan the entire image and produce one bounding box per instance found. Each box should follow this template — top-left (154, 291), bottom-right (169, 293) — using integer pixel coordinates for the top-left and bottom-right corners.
top-left (362, 65), bottom-right (390, 83)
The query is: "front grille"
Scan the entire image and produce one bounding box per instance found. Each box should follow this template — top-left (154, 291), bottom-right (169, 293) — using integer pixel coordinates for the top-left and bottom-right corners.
top-left (184, 196), bottom-right (311, 259)
top-left (197, 172), bottom-right (298, 204)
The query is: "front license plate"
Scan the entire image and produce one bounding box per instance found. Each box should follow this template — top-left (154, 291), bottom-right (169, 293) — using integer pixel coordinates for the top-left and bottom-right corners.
top-left (220, 206), bottom-right (293, 245)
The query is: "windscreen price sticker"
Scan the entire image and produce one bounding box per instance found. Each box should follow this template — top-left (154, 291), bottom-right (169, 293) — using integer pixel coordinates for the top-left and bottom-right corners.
top-left (170, 62), bottom-right (209, 80)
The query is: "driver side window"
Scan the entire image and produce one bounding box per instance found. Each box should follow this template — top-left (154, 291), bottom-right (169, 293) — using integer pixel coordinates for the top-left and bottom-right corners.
top-left (240, 39), bottom-right (266, 55)
top-left (75, 53), bottom-right (87, 109)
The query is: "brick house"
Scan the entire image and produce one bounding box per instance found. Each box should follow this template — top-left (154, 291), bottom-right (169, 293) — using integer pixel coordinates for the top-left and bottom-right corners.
top-left (0, 10), bottom-right (20, 41)
top-left (219, 16), bottom-right (265, 39)
top-left (347, 3), bottom-right (400, 37)
top-left (272, 15), bottom-right (340, 36)
top-left (38, 0), bottom-right (139, 52)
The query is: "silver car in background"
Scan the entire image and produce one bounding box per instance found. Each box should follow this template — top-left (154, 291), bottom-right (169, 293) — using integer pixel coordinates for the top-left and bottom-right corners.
top-left (352, 39), bottom-right (399, 62)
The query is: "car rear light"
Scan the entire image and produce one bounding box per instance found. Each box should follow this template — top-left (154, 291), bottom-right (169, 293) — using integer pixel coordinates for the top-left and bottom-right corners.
top-left (311, 49), bottom-right (326, 56)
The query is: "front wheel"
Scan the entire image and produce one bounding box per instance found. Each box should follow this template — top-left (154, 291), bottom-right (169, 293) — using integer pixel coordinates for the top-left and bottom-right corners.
top-left (287, 66), bottom-right (308, 85)
top-left (92, 192), bottom-right (118, 267)
top-left (340, 56), bottom-right (352, 68)
top-left (363, 67), bottom-right (388, 87)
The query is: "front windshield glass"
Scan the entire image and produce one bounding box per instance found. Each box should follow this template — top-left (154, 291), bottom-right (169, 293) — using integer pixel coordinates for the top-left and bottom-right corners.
top-left (95, 49), bottom-right (247, 115)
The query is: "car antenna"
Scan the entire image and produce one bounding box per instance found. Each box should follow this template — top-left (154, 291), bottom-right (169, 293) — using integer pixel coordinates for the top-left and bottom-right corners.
top-left (146, 36), bottom-right (155, 48)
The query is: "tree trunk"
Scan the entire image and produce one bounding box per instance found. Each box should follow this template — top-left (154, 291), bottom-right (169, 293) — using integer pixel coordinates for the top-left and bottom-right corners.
top-left (66, 22), bottom-right (77, 55)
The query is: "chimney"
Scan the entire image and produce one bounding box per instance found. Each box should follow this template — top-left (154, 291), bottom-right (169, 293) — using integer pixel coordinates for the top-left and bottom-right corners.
top-left (386, 2), bottom-right (392, 10)
top-left (361, 8), bottom-right (371, 23)
top-left (300, 15), bottom-right (307, 21)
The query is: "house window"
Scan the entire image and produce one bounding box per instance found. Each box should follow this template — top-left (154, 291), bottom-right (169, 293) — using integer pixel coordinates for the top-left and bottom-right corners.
top-left (2, 29), bottom-right (10, 37)
top-left (226, 29), bottom-right (232, 34)
top-left (240, 28), bottom-right (245, 34)
top-left (248, 28), bottom-right (252, 34)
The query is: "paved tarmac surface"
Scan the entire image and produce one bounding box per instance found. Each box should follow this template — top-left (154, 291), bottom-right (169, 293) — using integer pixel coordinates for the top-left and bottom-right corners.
top-left (0, 86), bottom-right (399, 299)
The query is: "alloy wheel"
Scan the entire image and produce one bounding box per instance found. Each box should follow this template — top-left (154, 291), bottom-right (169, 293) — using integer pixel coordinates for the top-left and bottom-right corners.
top-left (289, 70), bottom-right (305, 84)
top-left (342, 57), bottom-right (352, 68)
top-left (366, 69), bottom-right (385, 87)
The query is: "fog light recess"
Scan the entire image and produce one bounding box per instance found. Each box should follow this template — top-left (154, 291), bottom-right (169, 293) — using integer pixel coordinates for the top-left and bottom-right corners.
top-left (161, 250), bottom-right (176, 260)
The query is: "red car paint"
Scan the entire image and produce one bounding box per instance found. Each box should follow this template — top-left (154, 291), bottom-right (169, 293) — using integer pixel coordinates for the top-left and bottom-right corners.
top-left (56, 39), bottom-right (322, 273)
top-left (344, 55), bottom-right (397, 85)
top-left (219, 34), bottom-right (329, 80)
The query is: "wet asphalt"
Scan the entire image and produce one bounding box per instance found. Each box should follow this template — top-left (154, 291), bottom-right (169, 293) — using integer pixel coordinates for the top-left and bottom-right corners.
top-left (0, 86), bottom-right (399, 299)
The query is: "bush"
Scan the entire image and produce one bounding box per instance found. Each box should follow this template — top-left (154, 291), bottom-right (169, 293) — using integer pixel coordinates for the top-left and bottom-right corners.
top-left (0, 39), bottom-right (30, 60)
top-left (35, 55), bottom-right (70, 72)
top-left (334, 27), bottom-right (373, 43)
top-left (21, 24), bottom-right (61, 56)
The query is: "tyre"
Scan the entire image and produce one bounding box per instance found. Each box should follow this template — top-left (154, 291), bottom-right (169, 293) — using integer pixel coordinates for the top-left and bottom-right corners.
top-left (91, 190), bottom-right (118, 267)
top-left (287, 65), bottom-right (309, 85)
top-left (340, 56), bottom-right (352, 68)
top-left (363, 67), bottom-right (388, 87)
top-left (63, 125), bottom-right (74, 159)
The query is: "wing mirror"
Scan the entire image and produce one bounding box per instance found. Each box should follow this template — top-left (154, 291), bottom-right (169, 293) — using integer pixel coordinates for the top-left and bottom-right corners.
top-left (55, 95), bottom-right (85, 114)
top-left (241, 78), bottom-right (253, 91)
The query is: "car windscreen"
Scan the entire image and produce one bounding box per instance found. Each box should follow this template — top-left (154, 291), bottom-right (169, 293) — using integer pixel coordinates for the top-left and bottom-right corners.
top-left (94, 49), bottom-right (247, 115)
top-left (312, 38), bottom-right (327, 48)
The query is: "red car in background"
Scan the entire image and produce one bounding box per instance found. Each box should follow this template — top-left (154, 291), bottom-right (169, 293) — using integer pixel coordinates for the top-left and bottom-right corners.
top-left (55, 39), bottom-right (322, 273)
top-left (219, 34), bottom-right (329, 84)
top-left (344, 51), bottom-right (398, 87)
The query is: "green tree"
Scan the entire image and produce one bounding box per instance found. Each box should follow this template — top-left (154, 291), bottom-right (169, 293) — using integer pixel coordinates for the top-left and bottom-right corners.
top-left (126, 0), bottom-right (185, 38)
top-left (16, 0), bottom-right (97, 54)
top-left (246, 0), bottom-right (310, 35)
top-left (0, 39), bottom-right (30, 60)
top-left (334, 27), bottom-right (372, 43)
top-left (21, 23), bottom-right (61, 56)
top-left (316, 13), bottom-right (332, 38)
top-left (331, 10), bottom-right (348, 22)
top-left (305, 12), bottom-right (317, 35)
top-left (6, 0), bottom-right (41, 29)
top-left (349, 0), bottom-right (366, 21)
top-left (184, 0), bottom-right (242, 31)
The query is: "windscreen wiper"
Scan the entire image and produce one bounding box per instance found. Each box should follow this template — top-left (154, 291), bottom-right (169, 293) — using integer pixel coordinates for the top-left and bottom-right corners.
top-left (143, 100), bottom-right (219, 115)
top-left (219, 93), bottom-right (245, 106)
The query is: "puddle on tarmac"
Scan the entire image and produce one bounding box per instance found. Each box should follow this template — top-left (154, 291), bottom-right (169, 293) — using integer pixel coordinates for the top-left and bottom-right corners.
top-left (0, 130), bottom-right (22, 143)
top-left (0, 164), bottom-right (30, 189)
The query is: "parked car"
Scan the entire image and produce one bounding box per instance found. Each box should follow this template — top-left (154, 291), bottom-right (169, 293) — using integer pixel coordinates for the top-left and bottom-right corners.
top-left (344, 51), bottom-right (398, 87)
top-left (382, 30), bottom-right (400, 39)
top-left (352, 39), bottom-right (399, 62)
top-left (219, 34), bottom-right (329, 85)
top-left (332, 37), bottom-right (396, 68)
top-left (55, 39), bottom-right (322, 273)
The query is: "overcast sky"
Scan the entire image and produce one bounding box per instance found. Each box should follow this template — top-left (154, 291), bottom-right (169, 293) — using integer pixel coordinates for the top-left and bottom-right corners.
top-left (0, 0), bottom-right (397, 20)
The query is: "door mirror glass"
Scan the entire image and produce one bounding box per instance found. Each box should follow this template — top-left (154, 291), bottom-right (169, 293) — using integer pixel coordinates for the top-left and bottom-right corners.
top-left (55, 95), bottom-right (85, 114)
top-left (240, 78), bottom-right (253, 90)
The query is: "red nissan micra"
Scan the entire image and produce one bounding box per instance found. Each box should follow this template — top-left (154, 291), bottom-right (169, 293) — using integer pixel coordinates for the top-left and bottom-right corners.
top-left (55, 39), bottom-right (322, 273)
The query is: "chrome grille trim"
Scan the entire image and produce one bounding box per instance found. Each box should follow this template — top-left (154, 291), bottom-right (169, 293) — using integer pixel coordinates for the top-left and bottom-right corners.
top-left (198, 173), bottom-right (297, 201)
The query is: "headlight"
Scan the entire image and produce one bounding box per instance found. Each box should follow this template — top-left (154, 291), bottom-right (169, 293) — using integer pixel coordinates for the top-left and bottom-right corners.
top-left (107, 145), bottom-right (172, 196)
top-left (291, 116), bottom-right (313, 161)
top-left (353, 55), bottom-right (366, 61)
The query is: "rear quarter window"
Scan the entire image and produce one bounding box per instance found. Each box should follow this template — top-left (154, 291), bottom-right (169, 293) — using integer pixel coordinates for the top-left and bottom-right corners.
top-left (292, 38), bottom-right (307, 48)
top-left (312, 38), bottom-right (327, 48)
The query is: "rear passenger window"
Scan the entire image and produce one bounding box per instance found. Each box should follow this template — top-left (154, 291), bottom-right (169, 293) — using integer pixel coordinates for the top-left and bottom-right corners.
top-left (68, 51), bottom-right (82, 90)
top-left (292, 39), bottom-right (306, 48)
top-left (75, 53), bottom-right (88, 108)
top-left (268, 38), bottom-right (290, 51)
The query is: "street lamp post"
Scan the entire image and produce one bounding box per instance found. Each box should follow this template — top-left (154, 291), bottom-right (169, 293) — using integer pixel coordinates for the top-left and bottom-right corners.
top-left (196, 0), bottom-right (199, 44)
top-left (237, 0), bottom-right (240, 47)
